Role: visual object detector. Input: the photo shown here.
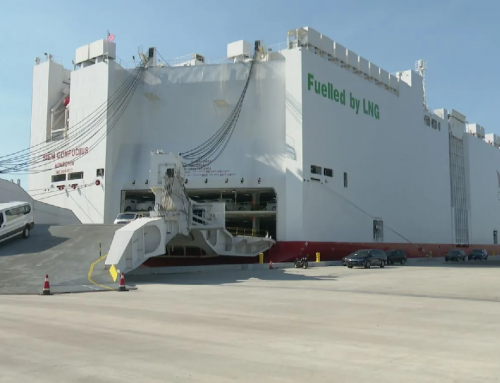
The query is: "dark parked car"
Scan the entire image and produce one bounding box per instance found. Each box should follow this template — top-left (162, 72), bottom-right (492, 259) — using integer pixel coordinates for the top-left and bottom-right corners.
top-left (445, 249), bottom-right (467, 262)
top-left (345, 249), bottom-right (387, 269)
top-left (342, 254), bottom-right (351, 266)
top-left (467, 249), bottom-right (488, 261)
top-left (384, 249), bottom-right (407, 265)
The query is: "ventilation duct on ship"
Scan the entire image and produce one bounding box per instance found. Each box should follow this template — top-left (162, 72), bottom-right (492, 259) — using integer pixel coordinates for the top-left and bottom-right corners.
top-left (146, 47), bottom-right (157, 67)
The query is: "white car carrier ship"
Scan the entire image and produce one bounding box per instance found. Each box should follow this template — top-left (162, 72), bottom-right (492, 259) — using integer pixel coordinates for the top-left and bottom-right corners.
top-left (2, 26), bottom-right (500, 272)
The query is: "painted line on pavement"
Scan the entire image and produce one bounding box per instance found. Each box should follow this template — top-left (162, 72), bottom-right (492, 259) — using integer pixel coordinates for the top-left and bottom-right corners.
top-left (87, 254), bottom-right (115, 291)
top-left (82, 284), bottom-right (101, 291)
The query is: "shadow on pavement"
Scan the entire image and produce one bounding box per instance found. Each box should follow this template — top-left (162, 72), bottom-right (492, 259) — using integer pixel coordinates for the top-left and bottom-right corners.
top-left (126, 268), bottom-right (338, 288)
top-left (338, 259), bottom-right (500, 270)
top-left (127, 259), bottom-right (500, 288)
top-left (0, 225), bottom-right (69, 257)
top-left (396, 259), bottom-right (500, 269)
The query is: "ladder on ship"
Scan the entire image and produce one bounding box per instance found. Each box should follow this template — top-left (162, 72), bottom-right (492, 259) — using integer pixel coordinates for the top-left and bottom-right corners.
top-left (449, 131), bottom-right (470, 245)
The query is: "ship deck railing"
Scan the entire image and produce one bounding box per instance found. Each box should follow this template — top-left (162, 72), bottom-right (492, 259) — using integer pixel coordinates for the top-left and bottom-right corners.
top-left (226, 227), bottom-right (268, 238)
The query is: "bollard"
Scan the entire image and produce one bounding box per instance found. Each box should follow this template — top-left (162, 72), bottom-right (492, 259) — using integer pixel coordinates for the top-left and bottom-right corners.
top-left (316, 252), bottom-right (320, 263)
top-left (259, 252), bottom-right (264, 264)
top-left (429, 250), bottom-right (432, 258)
top-left (99, 242), bottom-right (102, 259)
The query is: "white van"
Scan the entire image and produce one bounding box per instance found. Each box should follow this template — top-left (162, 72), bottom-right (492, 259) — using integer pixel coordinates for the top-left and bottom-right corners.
top-left (0, 201), bottom-right (35, 243)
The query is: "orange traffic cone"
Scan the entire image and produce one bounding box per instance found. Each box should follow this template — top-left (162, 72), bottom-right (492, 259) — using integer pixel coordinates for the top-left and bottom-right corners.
top-left (269, 260), bottom-right (274, 269)
top-left (42, 275), bottom-right (51, 295)
top-left (118, 272), bottom-right (128, 291)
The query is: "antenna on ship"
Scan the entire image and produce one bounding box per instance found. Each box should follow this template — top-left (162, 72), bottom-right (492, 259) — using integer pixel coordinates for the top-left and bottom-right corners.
top-left (415, 59), bottom-right (428, 110)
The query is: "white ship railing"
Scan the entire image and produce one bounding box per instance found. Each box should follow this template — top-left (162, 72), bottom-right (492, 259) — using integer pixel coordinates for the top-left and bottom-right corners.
top-left (146, 41), bottom-right (288, 67)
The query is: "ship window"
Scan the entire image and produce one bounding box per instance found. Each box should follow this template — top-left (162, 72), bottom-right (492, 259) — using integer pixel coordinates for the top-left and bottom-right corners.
top-left (51, 174), bottom-right (66, 182)
top-left (324, 168), bottom-right (333, 177)
top-left (51, 132), bottom-right (64, 142)
top-left (438, 122), bottom-right (441, 131)
top-left (96, 168), bottom-right (104, 177)
top-left (311, 165), bottom-right (322, 175)
top-left (431, 119), bottom-right (437, 129)
top-left (424, 115), bottom-right (430, 126)
top-left (343, 172), bottom-right (348, 188)
top-left (68, 171), bottom-right (84, 180)
top-left (494, 230), bottom-right (498, 245)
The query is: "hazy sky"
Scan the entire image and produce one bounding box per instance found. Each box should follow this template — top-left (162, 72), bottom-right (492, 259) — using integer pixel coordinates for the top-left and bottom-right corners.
top-left (0, 0), bottom-right (497, 188)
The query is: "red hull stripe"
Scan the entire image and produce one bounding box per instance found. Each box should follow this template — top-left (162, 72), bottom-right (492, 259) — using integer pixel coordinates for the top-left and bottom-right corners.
top-left (142, 241), bottom-right (500, 268)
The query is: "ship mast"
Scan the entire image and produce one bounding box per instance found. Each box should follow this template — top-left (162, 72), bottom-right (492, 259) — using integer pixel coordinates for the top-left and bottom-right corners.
top-left (415, 59), bottom-right (428, 111)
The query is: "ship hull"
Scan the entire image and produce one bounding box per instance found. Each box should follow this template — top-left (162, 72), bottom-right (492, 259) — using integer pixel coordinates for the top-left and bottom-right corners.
top-left (26, 28), bottom-right (500, 268)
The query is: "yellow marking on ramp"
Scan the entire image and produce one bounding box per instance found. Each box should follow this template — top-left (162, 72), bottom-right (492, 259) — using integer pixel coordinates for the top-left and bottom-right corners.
top-left (109, 264), bottom-right (118, 282)
top-left (87, 254), bottom-right (115, 291)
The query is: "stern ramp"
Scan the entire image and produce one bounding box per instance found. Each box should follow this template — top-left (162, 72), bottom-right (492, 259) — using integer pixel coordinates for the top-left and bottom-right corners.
top-left (0, 224), bottom-right (120, 294)
top-left (105, 152), bottom-right (275, 275)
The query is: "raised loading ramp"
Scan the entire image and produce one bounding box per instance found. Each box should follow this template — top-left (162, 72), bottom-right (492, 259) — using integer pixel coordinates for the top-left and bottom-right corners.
top-left (105, 152), bottom-right (276, 274)
top-left (0, 224), bottom-right (121, 294)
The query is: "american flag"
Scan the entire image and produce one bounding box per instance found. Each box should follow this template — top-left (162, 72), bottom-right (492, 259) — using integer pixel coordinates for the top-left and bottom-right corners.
top-left (107, 31), bottom-right (115, 42)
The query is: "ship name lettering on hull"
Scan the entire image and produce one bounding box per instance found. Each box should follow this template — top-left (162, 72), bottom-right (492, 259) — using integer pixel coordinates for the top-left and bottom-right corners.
top-left (56, 168), bottom-right (73, 175)
top-left (55, 161), bottom-right (75, 169)
top-left (42, 147), bottom-right (89, 161)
